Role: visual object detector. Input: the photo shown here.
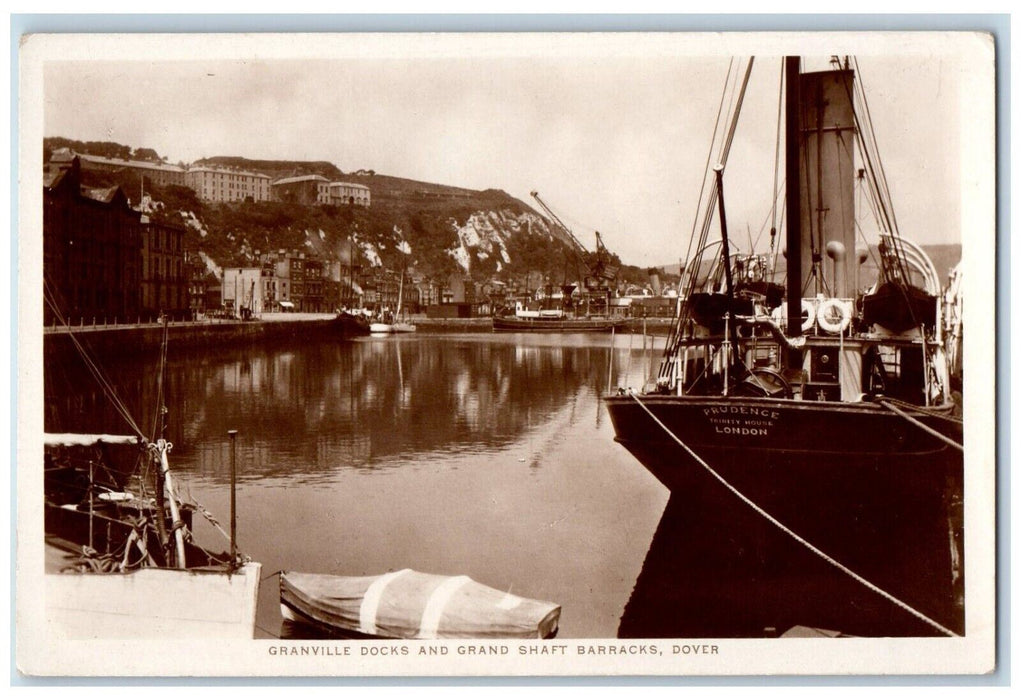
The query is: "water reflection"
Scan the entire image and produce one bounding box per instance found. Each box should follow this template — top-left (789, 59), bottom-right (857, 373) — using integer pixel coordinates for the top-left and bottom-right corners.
top-left (45, 334), bottom-right (650, 484)
top-left (619, 494), bottom-right (957, 638)
top-left (44, 332), bottom-right (672, 638)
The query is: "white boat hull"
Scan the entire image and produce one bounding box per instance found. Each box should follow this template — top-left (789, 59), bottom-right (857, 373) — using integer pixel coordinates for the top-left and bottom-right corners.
top-left (45, 562), bottom-right (262, 639)
top-left (369, 323), bottom-right (417, 334)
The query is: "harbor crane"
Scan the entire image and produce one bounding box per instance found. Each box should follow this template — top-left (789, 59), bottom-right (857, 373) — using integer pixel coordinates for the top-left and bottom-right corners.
top-left (530, 191), bottom-right (618, 292)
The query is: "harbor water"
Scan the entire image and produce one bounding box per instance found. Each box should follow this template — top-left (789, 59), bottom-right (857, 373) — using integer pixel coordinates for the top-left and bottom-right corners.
top-left (45, 331), bottom-right (676, 639)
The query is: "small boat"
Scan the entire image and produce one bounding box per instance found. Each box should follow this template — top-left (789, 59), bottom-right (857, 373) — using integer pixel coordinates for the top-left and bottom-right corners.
top-left (41, 313), bottom-right (263, 639)
top-left (492, 315), bottom-right (624, 333)
top-left (280, 569), bottom-right (561, 639)
top-left (44, 434), bottom-right (263, 639)
top-left (333, 309), bottom-right (371, 337)
top-left (370, 270), bottom-right (417, 334)
top-left (369, 320), bottom-right (417, 334)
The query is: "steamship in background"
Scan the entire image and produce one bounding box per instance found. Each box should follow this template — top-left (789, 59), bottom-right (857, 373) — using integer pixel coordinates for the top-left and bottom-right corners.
top-left (606, 56), bottom-right (964, 637)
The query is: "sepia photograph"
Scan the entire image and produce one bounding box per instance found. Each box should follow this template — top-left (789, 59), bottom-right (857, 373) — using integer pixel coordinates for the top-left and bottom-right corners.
top-left (15, 28), bottom-right (997, 677)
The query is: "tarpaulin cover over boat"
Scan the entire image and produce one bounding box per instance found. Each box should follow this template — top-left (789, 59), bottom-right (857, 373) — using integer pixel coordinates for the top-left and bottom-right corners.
top-left (280, 569), bottom-right (561, 639)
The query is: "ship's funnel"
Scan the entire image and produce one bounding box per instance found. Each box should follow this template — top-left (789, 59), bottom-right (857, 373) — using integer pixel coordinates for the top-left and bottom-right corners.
top-left (826, 241), bottom-right (847, 298)
top-left (647, 268), bottom-right (662, 295)
top-left (798, 68), bottom-right (857, 299)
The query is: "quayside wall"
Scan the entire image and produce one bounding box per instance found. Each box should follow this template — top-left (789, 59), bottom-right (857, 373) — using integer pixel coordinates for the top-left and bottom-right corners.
top-left (40, 315), bottom-right (677, 363)
top-left (43, 318), bottom-right (341, 361)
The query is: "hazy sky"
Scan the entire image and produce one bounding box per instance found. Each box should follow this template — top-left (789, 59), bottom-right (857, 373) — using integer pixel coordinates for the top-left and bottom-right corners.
top-left (41, 34), bottom-right (979, 267)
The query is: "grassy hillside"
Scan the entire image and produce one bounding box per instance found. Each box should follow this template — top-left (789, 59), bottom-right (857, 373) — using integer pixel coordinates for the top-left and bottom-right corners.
top-left (195, 156), bottom-right (345, 182)
top-left (46, 138), bottom-right (658, 288)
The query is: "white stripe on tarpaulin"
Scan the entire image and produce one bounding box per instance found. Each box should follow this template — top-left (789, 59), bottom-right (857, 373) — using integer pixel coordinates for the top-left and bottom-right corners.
top-left (418, 575), bottom-right (471, 639)
top-left (496, 593), bottom-right (523, 610)
top-left (359, 569), bottom-right (411, 635)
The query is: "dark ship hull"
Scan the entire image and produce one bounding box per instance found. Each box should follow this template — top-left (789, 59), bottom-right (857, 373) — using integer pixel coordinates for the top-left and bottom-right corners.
top-left (333, 312), bottom-right (371, 337)
top-left (605, 393), bottom-right (964, 636)
top-left (492, 316), bottom-right (624, 333)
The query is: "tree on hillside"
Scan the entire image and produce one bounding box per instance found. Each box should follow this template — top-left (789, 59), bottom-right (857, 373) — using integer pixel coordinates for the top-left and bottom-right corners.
top-left (132, 147), bottom-right (162, 162)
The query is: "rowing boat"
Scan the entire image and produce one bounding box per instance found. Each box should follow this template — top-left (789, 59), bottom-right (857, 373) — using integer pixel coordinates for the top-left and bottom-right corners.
top-left (280, 569), bottom-right (561, 639)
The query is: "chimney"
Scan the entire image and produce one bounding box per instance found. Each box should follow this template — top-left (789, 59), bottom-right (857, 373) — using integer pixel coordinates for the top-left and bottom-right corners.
top-left (647, 268), bottom-right (662, 296)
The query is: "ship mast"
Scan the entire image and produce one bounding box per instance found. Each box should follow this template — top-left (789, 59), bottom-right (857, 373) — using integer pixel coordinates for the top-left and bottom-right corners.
top-left (784, 56), bottom-right (803, 342)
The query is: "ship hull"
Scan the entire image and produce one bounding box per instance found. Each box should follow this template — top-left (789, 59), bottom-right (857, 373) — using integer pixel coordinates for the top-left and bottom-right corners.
top-left (493, 316), bottom-right (623, 333)
top-left (46, 554), bottom-right (262, 639)
top-left (605, 393), bottom-right (963, 636)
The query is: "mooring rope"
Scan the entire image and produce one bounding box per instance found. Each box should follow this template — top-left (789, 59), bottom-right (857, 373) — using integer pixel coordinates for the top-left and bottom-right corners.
top-left (626, 390), bottom-right (959, 637)
top-left (878, 399), bottom-right (964, 452)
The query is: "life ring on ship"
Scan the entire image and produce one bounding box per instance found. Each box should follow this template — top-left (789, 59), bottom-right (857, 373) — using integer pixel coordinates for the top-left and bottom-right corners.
top-left (816, 298), bottom-right (853, 334)
top-left (771, 299), bottom-right (816, 333)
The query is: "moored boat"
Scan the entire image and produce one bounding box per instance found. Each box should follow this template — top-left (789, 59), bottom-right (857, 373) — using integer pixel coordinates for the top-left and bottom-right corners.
top-left (43, 431), bottom-right (263, 639)
top-left (492, 315), bottom-right (624, 333)
top-left (280, 569), bottom-right (561, 639)
top-left (334, 310), bottom-right (371, 337)
top-left (604, 56), bottom-right (964, 637)
top-left (41, 309), bottom-right (263, 639)
top-left (369, 320), bottom-right (417, 334)
top-left (370, 269), bottom-right (417, 334)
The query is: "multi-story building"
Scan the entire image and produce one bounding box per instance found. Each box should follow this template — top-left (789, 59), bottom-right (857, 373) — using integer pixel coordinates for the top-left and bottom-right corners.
top-left (303, 257), bottom-right (325, 312)
top-left (43, 154), bottom-right (141, 325)
top-left (139, 215), bottom-right (187, 318)
top-left (329, 182), bottom-right (371, 207)
top-left (324, 259), bottom-right (364, 311)
top-left (185, 251), bottom-right (217, 317)
top-left (77, 152), bottom-right (188, 189)
top-left (362, 269), bottom-right (401, 312)
top-left (270, 174), bottom-right (331, 205)
top-left (222, 267), bottom-right (268, 318)
top-left (259, 249), bottom-right (330, 312)
top-left (185, 166), bottom-right (271, 203)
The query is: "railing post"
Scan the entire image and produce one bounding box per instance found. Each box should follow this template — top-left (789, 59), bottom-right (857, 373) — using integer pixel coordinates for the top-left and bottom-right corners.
top-left (228, 429), bottom-right (238, 570)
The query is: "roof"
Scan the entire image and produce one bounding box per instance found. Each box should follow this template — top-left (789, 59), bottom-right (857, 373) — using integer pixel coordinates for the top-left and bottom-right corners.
top-left (79, 185), bottom-right (122, 204)
top-left (43, 169), bottom-right (66, 189)
top-left (187, 165), bottom-right (270, 180)
top-left (79, 153), bottom-right (186, 173)
top-left (329, 181), bottom-right (370, 192)
top-left (49, 148), bottom-right (77, 164)
top-left (272, 174), bottom-right (329, 186)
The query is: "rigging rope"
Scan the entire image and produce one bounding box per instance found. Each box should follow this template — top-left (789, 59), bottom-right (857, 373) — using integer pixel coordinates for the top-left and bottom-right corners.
top-left (682, 58), bottom-right (735, 273)
top-left (877, 399), bottom-right (964, 451)
top-left (770, 60), bottom-right (785, 237)
top-left (43, 281), bottom-right (145, 439)
top-left (625, 390), bottom-right (960, 637)
top-left (668, 57), bottom-right (755, 368)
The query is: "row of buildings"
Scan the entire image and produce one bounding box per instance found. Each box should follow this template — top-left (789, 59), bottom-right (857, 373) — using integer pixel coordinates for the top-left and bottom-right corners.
top-left (72, 151), bottom-right (372, 207)
top-left (43, 151), bottom-right (474, 325)
top-left (43, 150), bottom-right (674, 327)
top-left (44, 152), bottom-right (189, 324)
top-left (218, 255), bottom-right (485, 317)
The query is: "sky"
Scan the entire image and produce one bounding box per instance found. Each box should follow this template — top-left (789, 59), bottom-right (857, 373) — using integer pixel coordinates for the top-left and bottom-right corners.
top-left (38, 33), bottom-right (984, 268)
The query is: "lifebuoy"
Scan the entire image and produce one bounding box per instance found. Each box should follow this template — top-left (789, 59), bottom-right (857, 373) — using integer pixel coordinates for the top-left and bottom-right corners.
top-left (817, 298), bottom-right (853, 334)
top-left (771, 299), bottom-right (816, 333)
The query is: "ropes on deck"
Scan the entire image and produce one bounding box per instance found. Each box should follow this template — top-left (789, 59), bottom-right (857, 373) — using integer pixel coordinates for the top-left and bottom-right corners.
top-left (626, 389), bottom-right (960, 638)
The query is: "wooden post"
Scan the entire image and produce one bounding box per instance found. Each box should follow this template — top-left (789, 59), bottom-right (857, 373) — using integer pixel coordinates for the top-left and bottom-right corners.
top-left (607, 325), bottom-right (615, 394)
top-left (229, 429), bottom-right (238, 569)
top-left (88, 461), bottom-right (94, 550)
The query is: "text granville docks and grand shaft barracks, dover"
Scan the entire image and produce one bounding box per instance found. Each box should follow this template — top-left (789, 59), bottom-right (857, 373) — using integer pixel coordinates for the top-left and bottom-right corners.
top-left (267, 643), bottom-right (721, 657)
